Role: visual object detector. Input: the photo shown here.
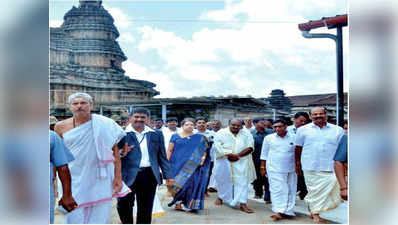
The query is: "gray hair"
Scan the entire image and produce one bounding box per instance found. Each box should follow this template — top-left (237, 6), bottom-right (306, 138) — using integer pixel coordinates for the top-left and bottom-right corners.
top-left (67, 92), bottom-right (93, 104)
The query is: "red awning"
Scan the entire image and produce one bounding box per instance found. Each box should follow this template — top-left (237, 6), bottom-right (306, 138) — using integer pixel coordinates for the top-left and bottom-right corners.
top-left (298, 14), bottom-right (347, 31)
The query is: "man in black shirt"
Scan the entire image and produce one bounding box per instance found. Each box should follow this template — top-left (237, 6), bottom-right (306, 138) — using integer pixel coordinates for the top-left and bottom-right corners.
top-left (250, 117), bottom-right (273, 202)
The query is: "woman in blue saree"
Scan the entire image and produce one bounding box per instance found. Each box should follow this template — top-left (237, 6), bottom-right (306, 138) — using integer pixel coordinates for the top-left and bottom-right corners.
top-left (167, 118), bottom-right (211, 212)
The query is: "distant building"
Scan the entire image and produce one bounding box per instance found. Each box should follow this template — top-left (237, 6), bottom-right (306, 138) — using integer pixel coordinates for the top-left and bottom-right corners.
top-left (99, 96), bottom-right (281, 127)
top-left (288, 93), bottom-right (348, 122)
top-left (50, 0), bottom-right (159, 117)
top-left (49, 1), bottom-right (347, 125)
top-left (267, 89), bottom-right (293, 113)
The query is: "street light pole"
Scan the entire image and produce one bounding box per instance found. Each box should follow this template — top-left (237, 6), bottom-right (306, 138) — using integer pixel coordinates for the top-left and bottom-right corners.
top-left (298, 15), bottom-right (347, 127)
top-left (336, 26), bottom-right (344, 126)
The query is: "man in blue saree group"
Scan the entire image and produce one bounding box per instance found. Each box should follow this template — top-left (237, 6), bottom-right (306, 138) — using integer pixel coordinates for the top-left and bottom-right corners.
top-left (167, 118), bottom-right (211, 212)
top-left (213, 118), bottom-right (256, 213)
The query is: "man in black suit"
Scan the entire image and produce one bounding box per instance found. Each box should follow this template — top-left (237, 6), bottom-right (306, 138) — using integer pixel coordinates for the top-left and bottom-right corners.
top-left (117, 107), bottom-right (174, 224)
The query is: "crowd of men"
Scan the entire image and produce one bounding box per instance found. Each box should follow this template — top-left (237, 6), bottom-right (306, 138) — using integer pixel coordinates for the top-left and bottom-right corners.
top-left (50, 92), bottom-right (348, 224)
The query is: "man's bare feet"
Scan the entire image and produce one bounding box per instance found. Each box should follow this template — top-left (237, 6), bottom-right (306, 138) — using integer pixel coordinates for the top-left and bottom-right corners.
top-left (281, 213), bottom-right (294, 219)
top-left (214, 198), bottom-right (223, 205)
top-left (239, 204), bottom-right (255, 213)
top-left (270, 213), bottom-right (283, 221)
top-left (175, 204), bottom-right (184, 211)
top-left (312, 214), bottom-right (326, 224)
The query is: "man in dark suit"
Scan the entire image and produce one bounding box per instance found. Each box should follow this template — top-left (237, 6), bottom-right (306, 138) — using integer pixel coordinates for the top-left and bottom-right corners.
top-left (117, 107), bottom-right (174, 224)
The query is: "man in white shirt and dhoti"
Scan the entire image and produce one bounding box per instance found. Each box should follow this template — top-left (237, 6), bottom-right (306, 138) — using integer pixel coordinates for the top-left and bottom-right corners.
top-left (213, 118), bottom-right (256, 213)
top-left (260, 119), bottom-right (297, 221)
top-left (295, 107), bottom-right (345, 223)
top-left (55, 92), bottom-right (131, 224)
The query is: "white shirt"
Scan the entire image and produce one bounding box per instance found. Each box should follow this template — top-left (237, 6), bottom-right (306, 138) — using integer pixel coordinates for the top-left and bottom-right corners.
top-left (295, 122), bottom-right (344, 171)
top-left (243, 126), bottom-right (255, 134)
top-left (260, 132), bottom-right (296, 173)
top-left (214, 128), bottom-right (254, 159)
top-left (287, 125), bottom-right (298, 135)
top-left (197, 129), bottom-right (217, 161)
top-left (162, 126), bottom-right (181, 151)
top-left (125, 124), bottom-right (154, 168)
top-left (196, 129), bottom-right (216, 141)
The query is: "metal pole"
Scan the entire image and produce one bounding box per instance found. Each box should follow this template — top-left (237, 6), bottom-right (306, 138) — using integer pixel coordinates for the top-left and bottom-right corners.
top-left (336, 26), bottom-right (344, 127)
top-left (273, 109), bottom-right (276, 121)
top-left (161, 104), bottom-right (167, 123)
top-left (128, 106), bottom-right (132, 115)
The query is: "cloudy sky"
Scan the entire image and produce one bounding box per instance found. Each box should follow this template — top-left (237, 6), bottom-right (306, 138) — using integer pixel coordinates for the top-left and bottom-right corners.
top-left (50, 0), bottom-right (348, 98)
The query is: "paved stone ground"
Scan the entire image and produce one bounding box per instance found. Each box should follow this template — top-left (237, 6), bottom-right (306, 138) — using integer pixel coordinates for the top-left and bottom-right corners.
top-left (55, 184), bottom-right (335, 224)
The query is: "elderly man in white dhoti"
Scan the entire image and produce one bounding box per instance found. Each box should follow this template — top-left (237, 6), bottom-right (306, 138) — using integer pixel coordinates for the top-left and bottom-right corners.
top-left (55, 92), bottom-right (131, 224)
top-left (260, 119), bottom-right (297, 221)
top-left (295, 107), bottom-right (345, 223)
top-left (213, 118), bottom-right (256, 213)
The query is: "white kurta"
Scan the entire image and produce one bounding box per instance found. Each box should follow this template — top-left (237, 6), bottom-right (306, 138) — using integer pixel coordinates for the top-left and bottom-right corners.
top-left (213, 128), bottom-right (256, 207)
top-left (62, 114), bottom-right (130, 224)
top-left (261, 132), bottom-right (297, 215)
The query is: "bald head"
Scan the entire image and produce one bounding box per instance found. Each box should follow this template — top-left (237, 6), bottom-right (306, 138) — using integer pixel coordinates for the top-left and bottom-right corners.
top-left (229, 118), bottom-right (243, 134)
top-left (310, 107), bottom-right (326, 115)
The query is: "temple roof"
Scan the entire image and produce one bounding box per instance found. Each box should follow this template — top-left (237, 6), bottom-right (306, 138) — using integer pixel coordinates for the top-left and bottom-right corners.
top-left (62, 0), bottom-right (120, 38)
top-left (50, 0), bottom-right (159, 98)
top-left (288, 93), bottom-right (348, 107)
top-left (50, 30), bottom-right (126, 59)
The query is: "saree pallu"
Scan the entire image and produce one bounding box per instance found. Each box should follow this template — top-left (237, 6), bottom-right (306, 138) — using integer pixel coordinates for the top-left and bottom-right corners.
top-left (168, 134), bottom-right (210, 210)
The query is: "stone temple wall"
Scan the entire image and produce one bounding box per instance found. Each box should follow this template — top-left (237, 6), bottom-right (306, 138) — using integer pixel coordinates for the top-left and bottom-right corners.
top-left (50, 0), bottom-right (159, 117)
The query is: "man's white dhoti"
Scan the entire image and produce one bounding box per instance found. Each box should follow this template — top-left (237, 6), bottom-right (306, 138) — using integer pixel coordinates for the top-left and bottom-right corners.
top-left (261, 132), bottom-right (298, 216)
top-left (62, 114), bottom-right (130, 224)
top-left (304, 171), bottom-right (342, 214)
top-left (214, 128), bottom-right (255, 207)
top-left (268, 171), bottom-right (297, 216)
top-left (214, 158), bottom-right (251, 207)
top-left (65, 200), bottom-right (113, 224)
top-left (208, 172), bottom-right (217, 189)
top-left (208, 132), bottom-right (218, 189)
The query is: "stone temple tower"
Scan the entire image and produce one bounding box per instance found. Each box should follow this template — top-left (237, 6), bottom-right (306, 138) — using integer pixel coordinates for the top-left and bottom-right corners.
top-left (50, 0), bottom-right (159, 117)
